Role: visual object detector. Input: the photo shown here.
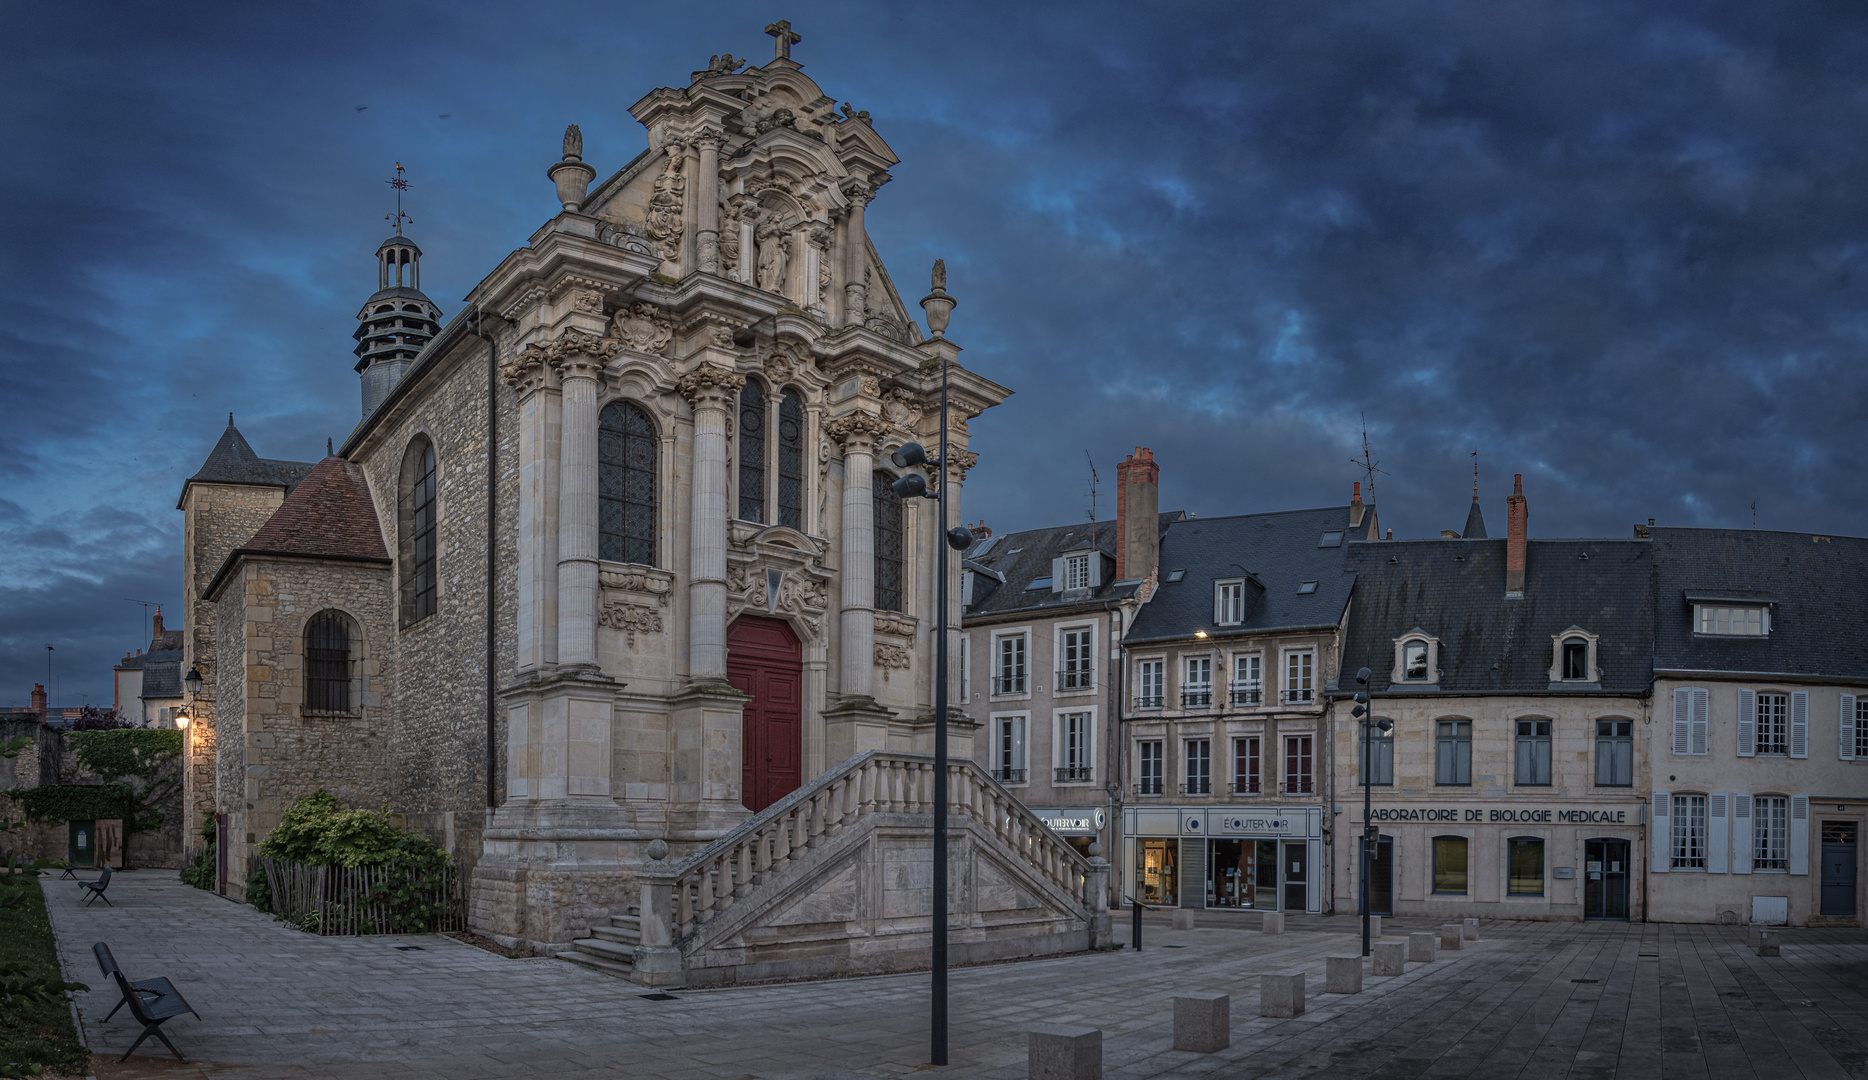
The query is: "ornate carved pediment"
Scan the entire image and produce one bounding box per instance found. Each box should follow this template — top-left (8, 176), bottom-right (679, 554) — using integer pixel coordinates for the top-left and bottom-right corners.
top-left (725, 527), bottom-right (832, 643)
top-left (761, 342), bottom-right (816, 388)
top-left (881, 388), bottom-right (922, 433)
top-left (598, 221), bottom-right (658, 258)
top-left (611, 302), bottom-right (675, 356)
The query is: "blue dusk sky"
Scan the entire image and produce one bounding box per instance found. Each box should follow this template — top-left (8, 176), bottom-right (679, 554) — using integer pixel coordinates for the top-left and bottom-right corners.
top-left (5, 2), bottom-right (1868, 708)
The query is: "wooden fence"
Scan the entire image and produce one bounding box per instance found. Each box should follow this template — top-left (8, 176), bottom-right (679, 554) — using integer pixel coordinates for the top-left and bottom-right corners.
top-left (259, 857), bottom-right (465, 936)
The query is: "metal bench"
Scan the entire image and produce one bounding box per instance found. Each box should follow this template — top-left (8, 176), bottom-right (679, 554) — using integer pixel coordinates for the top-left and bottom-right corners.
top-left (109, 969), bottom-right (194, 1062)
top-left (79, 866), bottom-right (114, 907)
top-left (93, 942), bottom-right (194, 1024)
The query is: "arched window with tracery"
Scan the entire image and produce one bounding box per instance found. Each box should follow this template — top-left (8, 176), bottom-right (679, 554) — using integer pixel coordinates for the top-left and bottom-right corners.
top-left (738, 381), bottom-right (765, 522)
top-left (399, 436), bottom-right (437, 625)
top-left (600, 401), bottom-right (658, 566)
top-left (778, 390), bottom-right (804, 531)
top-left (874, 469), bottom-right (904, 612)
top-left (304, 610), bottom-right (353, 713)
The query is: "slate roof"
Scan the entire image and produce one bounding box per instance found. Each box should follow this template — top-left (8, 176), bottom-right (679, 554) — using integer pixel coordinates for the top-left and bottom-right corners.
top-left (1126, 506), bottom-right (1366, 644)
top-left (177, 417), bottom-right (317, 508)
top-left (963, 512), bottom-right (1183, 620)
top-left (139, 650), bottom-right (183, 699)
top-left (203, 456), bottom-right (390, 600)
top-left (1650, 526), bottom-right (1868, 680)
top-left (1462, 499), bottom-right (1488, 539)
top-left (1338, 537), bottom-right (1655, 695)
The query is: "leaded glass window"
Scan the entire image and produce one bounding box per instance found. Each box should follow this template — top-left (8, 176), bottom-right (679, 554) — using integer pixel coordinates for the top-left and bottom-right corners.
top-left (305, 611), bottom-right (351, 713)
top-left (599, 401), bottom-right (658, 566)
top-left (737, 382), bottom-right (765, 522)
top-left (778, 390), bottom-right (804, 530)
top-left (400, 437), bottom-right (437, 625)
top-left (873, 470), bottom-right (904, 612)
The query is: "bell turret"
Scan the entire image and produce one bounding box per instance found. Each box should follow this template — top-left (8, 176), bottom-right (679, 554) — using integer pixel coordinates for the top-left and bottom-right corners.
top-left (354, 163), bottom-right (443, 418)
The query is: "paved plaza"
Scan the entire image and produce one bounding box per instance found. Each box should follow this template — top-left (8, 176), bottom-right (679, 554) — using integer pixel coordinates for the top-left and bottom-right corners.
top-left (41, 870), bottom-right (1868, 1079)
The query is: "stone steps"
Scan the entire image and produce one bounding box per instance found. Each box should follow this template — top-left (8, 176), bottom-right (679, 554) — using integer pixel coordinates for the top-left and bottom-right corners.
top-left (560, 905), bottom-right (641, 979)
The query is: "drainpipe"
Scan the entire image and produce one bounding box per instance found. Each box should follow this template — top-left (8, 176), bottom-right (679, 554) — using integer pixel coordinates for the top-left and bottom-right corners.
top-left (471, 305), bottom-right (499, 815)
top-left (1103, 599), bottom-right (1125, 903)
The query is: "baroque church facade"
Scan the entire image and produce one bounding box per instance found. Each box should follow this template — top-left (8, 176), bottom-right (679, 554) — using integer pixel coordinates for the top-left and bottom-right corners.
top-left (179, 26), bottom-right (1016, 951)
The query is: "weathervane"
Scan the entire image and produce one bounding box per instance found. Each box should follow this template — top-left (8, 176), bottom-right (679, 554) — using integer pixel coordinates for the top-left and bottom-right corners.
top-left (386, 162), bottom-right (413, 235)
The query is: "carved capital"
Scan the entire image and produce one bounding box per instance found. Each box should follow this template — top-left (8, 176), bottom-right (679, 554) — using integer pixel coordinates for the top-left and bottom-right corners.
top-left (825, 410), bottom-right (888, 452)
top-left (677, 361), bottom-right (747, 405)
top-left (501, 347), bottom-right (551, 396)
top-left (949, 448), bottom-right (979, 481)
top-left (545, 328), bottom-right (623, 381)
top-left (692, 127), bottom-right (724, 153)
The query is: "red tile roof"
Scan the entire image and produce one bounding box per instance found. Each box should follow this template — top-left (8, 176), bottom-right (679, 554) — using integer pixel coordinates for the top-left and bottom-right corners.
top-left (202, 457), bottom-right (390, 600)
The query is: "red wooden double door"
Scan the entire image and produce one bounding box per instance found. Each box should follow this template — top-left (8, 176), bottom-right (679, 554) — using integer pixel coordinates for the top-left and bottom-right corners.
top-left (726, 616), bottom-right (803, 813)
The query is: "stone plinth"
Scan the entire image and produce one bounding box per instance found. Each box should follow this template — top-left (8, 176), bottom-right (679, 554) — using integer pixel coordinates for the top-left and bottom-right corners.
top-left (1462, 918), bottom-right (1479, 941)
top-left (1029, 1025), bottom-right (1102, 1080)
top-left (1757, 932), bottom-right (1780, 957)
top-left (1172, 909), bottom-right (1196, 930)
top-left (1260, 911), bottom-right (1285, 934)
top-left (1746, 925), bottom-right (1767, 947)
top-left (1173, 994), bottom-right (1230, 1053)
top-left (1326, 955), bottom-right (1363, 994)
top-left (1259, 972), bottom-right (1305, 1018)
top-left (1439, 924), bottom-right (1464, 950)
top-left (1372, 940), bottom-right (1407, 975)
top-left (1408, 931), bottom-right (1437, 963)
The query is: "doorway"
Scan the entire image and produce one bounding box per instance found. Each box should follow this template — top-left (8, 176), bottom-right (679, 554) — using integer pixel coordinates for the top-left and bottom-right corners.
top-left (1821, 821), bottom-right (1858, 918)
top-left (1367, 835), bottom-right (1394, 916)
top-left (727, 615), bottom-right (804, 814)
top-left (1584, 838), bottom-right (1630, 920)
top-left (1140, 839), bottom-right (1177, 906)
top-left (1282, 840), bottom-right (1309, 913)
top-left (68, 820), bottom-right (95, 868)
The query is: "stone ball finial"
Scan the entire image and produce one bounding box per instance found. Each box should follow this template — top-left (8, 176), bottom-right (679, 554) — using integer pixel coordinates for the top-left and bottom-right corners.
top-left (1086, 841), bottom-right (1103, 859)
top-left (647, 838), bottom-right (669, 861)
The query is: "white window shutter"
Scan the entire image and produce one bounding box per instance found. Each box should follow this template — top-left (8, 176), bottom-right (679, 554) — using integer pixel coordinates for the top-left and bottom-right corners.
top-left (1789, 794), bottom-right (1810, 875)
top-left (1050, 557), bottom-right (1065, 593)
top-left (1736, 689), bottom-right (1756, 757)
top-left (1651, 792), bottom-right (1670, 873)
top-left (1842, 694), bottom-right (1857, 761)
top-left (1790, 690), bottom-right (1809, 759)
top-left (1707, 793), bottom-right (1728, 873)
top-left (1672, 689), bottom-right (1691, 756)
top-left (1691, 687), bottom-right (1710, 756)
top-left (1731, 794), bottom-right (1752, 874)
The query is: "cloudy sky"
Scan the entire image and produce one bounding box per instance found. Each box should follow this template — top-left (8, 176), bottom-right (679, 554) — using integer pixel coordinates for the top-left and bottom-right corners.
top-left (5, 1), bottom-right (1867, 708)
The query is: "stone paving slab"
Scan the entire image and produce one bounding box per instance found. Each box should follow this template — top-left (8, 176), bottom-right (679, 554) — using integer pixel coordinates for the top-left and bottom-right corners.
top-left (41, 870), bottom-right (1868, 1079)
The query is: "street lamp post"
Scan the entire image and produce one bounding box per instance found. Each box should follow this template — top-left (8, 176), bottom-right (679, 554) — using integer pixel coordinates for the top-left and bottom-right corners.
top-left (1351, 666), bottom-right (1392, 957)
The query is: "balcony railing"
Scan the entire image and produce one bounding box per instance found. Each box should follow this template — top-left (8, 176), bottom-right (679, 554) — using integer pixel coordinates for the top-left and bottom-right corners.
top-left (991, 675), bottom-right (1027, 695)
top-left (1281, 688), bottom-right (1315, 705)
top-left (1281, 778), bottom-right (1315, 795)
top-left (1134, 780), bottom-right (1164, 797)
top-left (1229, 685), bottom-right (1262, 706)
top-left (1230, 780), bottom-right (1261, 796)
top-left (1054, 765), bottom-right (1094, 784)
top-left (1181, 688), bottom-right (1213, 708)
top-left (1134, 694), bottom-right (1164, 710)
top-left (1055, 668), bottom-right (1095, 691)
top-left (1180, 780), bottom-right (1212, 797)
top-left (991, 767), bottom-right (1027, 784)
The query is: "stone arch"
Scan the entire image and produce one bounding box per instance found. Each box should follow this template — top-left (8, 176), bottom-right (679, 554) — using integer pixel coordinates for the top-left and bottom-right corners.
top-left (302, 607), bottom-right (365, 715)
top-left (599, 399), bottom-right (659, 567)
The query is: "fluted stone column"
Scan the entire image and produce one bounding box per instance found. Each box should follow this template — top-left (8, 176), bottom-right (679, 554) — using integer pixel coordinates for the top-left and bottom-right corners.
top-left (695, 130), bottom-right (722, 275)
top-left (504, 345), bottom-right (558, 677)
top-left (841, 181), bottom-right (872, 324)
top-left (679, 363), bottom-right (745, 681)
top-left (828, 412), bottom-right (887, 701)
top-left (552, 345), bottom-right (611, 669)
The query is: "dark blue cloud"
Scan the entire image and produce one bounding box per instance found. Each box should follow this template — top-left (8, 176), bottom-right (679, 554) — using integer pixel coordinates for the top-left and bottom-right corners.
top-left (6, 0), bottom-right (1868, 704)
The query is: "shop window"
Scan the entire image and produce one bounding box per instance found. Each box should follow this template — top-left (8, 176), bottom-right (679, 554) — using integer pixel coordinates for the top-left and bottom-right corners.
top-left (1360, 722), bottom-right (1393, 785)
top-left (1432, 835), bottom-right (1469, 894)
top-left (1435, 719), bottom-right (1472, 786)
top-left (1208, 838), bottom-right (1279, 909)
top-left (1508, 837), bottom-right (1544, 896)
top-left (1140, 839), bottom-right (1177, 906)
top-left (1595, 719), bottom-right (1633, 786)
top-left (1515, 718), bottom-right (1552, 786)
top-left (1138, 740), bottom-right (1163, 796)
top-left (1231, 737), bottom-right (1260, 794)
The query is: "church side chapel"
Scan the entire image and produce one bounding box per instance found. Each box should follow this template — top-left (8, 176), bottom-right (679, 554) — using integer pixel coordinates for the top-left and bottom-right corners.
top-left (181, 24), bottom-right (1113, 980)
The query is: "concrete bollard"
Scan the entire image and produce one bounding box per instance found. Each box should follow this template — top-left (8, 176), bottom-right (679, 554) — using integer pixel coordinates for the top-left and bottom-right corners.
top-left (1029, 1025), bottom-right (1103, 1080)
top-left (1372, 940), bottom-right (1407, 976)
top-left (1172, 994), bottom-right (1230, 1053)
top-left (1172, 908), bottom-right (1196, 931)
top-left (1259, 972), bottom-right (1306, 1018)
top-left (1757, 931), bottom-right (1780, 958)
top-left (1260, 911), bottom-right (1286, 934)
top-left (1367, 915), bottom-right (1382, 939)
top-left (1462, 918), bottom-right (1479, 941)
top-left (1325, 955), bottom-right (1364, 994)
top-left (1746, 925), bottom-right (1766, 948)
top-left (1438, 924), bottom-right (1464, 950)
top-left (1408, 931), bottom-right (1437, 963)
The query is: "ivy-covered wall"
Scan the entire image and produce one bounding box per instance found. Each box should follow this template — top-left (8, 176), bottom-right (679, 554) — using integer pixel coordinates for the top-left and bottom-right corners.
top-left (0, 726), bottom-right (185, 868)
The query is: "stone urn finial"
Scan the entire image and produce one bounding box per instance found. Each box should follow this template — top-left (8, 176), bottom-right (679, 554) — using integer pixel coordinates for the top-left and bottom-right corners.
top-left (920, 258), bottom-right (956, 339)
top-left (548, 124), bottom-right (597, 213)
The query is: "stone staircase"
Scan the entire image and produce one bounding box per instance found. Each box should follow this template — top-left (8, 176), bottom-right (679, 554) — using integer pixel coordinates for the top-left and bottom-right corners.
top-left (561, 904), bottom-right (641, 977)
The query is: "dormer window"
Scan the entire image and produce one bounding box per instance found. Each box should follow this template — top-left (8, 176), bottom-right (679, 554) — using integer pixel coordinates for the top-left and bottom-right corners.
top-left (1404, 642), bottom-right (1429, 681)
top-left (1549, 628), bottom-right (1601, 685)
top-left (1392, 631), bottom-right (1440, 685)
top-left (1562, 640), bottom-right (1587, 680)
top-left (1063, 554), bottom-right (1090, 591)
top-left (1215, 579), bottom-right (1245, 625)
top-left (1696, 604), bottom-right (1769, 636)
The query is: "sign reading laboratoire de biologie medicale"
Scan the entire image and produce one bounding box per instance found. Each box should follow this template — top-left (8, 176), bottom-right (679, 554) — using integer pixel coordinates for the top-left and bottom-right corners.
top-left (1361, 805), bottom-right (1635, 825)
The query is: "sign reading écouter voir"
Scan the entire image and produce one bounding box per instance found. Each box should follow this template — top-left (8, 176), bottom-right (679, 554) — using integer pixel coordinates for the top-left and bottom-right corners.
top-left (1360, 807), bottom-right (1633, 824)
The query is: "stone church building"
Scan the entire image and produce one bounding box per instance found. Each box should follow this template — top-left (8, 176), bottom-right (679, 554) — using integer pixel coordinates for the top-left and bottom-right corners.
top-left (177, 27), bottom-right (1110, 977)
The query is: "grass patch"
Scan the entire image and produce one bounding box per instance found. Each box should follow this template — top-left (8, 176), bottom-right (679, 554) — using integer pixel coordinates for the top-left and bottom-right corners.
top-left (0, 876), bottom-right (89, 1076)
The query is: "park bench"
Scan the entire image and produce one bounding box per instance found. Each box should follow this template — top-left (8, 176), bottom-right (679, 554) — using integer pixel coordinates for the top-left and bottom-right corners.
top-left (109, 969), bottom-right (193, 1062)
top-left (79, 866), bottom-right (114, 907)
top-left (93, 942), bottom-right (195, 1024)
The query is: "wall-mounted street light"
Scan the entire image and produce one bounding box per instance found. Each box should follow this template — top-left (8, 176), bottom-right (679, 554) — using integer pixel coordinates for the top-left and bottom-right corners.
top-left (1351, 666), bottom-right (1393, 958)
top-left (183, 667), bottom-right (203, 697)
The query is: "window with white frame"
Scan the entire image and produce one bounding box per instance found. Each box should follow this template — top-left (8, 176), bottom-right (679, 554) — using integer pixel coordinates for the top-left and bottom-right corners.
top-left (1403, 641), bottom-right (1429, 681)
top-left (1183, 656), bottom-right (1213, 707)
top-left (1756, 692), bottom-right (1789, 755)
top-left (993, 634), bottom-right (1027, 695)
top-left (1138, 740), bottom-right (1163, 796)
top-left (992, 715), bottom-right (1027, 784)
top-left (1284, 650), bottom-right (1314, 704)
top-left (1231, 653), bottom-right (1262, 705)
top-left (1595, 718), bottom-right (1633, 786)
top-left (1514, 718), bottom-right (1553, 786)
top-left (1184, 739), bottom-right (1211, 795)
top-left (1136, 659), bottom-right (1163, 709)
top-left (1056, 712), bottom-right (1093, 782)
top-left (1063, 553), bottom-right (1091, 591)
top-left (1232, 736), bottom-right (1260, 793)
top-left (1215, 580), bottom-right (1245, 625)
top-left (1058, 626), bottom-right (1094, 690)
top-left (1696, 604), bottom-right (1769, 636)
top-left (1857, 697), bottom-right (1868, 759)
top-left (1753, 795), bottom-right (1788, 870)
top-left (1284, 735), bottom-right (1313, 794)
top-left (1671, 793), bottom-right (1707, 869)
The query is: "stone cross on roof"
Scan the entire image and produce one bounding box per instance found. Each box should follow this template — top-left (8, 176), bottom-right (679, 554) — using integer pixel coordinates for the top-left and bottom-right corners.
top-left (765, 19), bottom-right (801, 61)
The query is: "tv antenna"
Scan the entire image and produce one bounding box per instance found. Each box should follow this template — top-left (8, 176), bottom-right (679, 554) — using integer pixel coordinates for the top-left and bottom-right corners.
top-left (1349, 414), bottom-right (1389, 502)
top-left (1084, 451), bottom-right (1101, 521)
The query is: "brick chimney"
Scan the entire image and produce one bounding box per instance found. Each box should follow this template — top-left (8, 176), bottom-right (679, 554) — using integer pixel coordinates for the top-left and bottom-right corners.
top-left (30, 683), bottom-right (46, 717)
top-left (1505, 473), bottom-right (1528, 598)
top-left (151, 611), bottom-right (165, 638)
top-left (1115, 447), bottom-right (1161, 581)
top-left (1348, 481), bottom-right (1366, 529)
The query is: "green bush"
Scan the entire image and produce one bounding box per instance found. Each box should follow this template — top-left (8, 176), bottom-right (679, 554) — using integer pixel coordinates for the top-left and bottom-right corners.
top-left (260, 789), bottom-right (415, 868)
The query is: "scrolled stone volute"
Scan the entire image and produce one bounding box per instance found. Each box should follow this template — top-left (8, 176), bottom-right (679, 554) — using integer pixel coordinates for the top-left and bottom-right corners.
top-left (824, 410), bottom-right (888, 453)
top-left (676, 361), bottom-right (747, 405)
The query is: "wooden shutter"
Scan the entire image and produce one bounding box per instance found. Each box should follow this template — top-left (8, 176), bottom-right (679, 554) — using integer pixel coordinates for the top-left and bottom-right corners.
top-left (1842, 694), bottom-right (1857, 761)
top-left (1690, 688), bottom-right (1710, 756)
top-left (1050, 556), bottom-right (1065, 593)
top-left (1736, 689), bottom-right (1756, 757)
top-left (1013, 716), bottom-right (1028, 774)
top-left (1651, 792), bottom-right (1670, 873)
top-left (1731, 794), bottom-right (1752, 874)
top-left (1789, 691), bottom-right (1809, 759)
top-left (1671, 688), bottom-right (1691, 756)
top-left (1707, 793), bottom-right (1728, 873)
top-left (1789, 795), bottom-right (1810, 875)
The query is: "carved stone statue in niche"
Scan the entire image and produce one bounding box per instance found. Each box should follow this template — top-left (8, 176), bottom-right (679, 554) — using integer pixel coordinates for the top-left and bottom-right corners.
top-left (808, 224), bottom-right (833, 308)
top-left (755, 219), bottom-right (792, 294)
top-left (646, 145), bottom-right (686, 263)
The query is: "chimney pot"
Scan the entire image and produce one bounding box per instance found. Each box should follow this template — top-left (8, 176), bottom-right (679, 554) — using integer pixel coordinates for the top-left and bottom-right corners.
top-left (151, 611), bottom-right (164, 636)
top-left (1115, 447), bottom-right (1162, 581)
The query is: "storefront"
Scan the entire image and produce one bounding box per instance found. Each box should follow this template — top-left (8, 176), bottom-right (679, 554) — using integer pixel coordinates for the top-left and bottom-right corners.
top-left (1029, 806), bottom-right (1109, 860)
top-left (1122, 806), bottom-right (1325, 912)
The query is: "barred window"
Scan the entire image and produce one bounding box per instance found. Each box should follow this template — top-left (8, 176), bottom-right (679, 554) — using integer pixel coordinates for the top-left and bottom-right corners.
top-left (599, 401), bottom-right (658, 566)
top-left (304, 611), bottom-right (351, 714)
top-left (399, 437), bottom-right (437, 625)
top-left (737, 381), bottom-right (765, 522)
top-left (777, 390), bottom-right (804, 530)
top-left (873, 470), bottom-right (904, 612)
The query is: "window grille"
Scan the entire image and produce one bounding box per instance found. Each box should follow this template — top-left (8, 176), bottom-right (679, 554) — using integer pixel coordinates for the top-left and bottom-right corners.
top-left (777, 390), bottom-right (804, 530)
top-left (873, 471), bottom-right (904, 612)
top-left (599, 401), bottom-right (658, 566)
top-left (737, 382), bottom-right (765, 522)
top-left (401, 439), bottom-right (437, 624)
top-left (305, 612), bottom-right (351, 713)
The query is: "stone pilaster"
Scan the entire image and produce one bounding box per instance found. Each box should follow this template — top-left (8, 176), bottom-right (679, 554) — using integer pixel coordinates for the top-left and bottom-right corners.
top-left (678, 362), bottom-right (746, 681)
top-left (549, 336), bottom-right (618, 669)
top-left (694, 130), bottom-right (723, 275)
top-left (502, 343), bottom-right (560, 673)
top-left (828, 411), bottom-right (888, 703)
top-left (841, 180), bottom-right (872, 324)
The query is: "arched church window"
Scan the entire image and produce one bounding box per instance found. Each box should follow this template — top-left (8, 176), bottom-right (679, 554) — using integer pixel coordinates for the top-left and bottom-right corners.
top-left (399, 437), bottom-right (437, 625)
top-left (738, 382), bottom-right (765, 523)
top-left (600, 401), bottom-right (658, 566)
top-left (305, 611), bottom-right (352, 713)
top-left (874, 470), bottom-right (904, 613)
top-left (778, 390), bottom-right (804, 531)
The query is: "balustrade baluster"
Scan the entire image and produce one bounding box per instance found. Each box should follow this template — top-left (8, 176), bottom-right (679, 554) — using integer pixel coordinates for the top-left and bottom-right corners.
top-left (860, 760), bottom-right (877, 813)
top-left (737, 843), bottom-right (753, 897)
top-left (697, 869), bottom-right (716, 921)
top-left (826, 778), bottom-right (845, 838)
